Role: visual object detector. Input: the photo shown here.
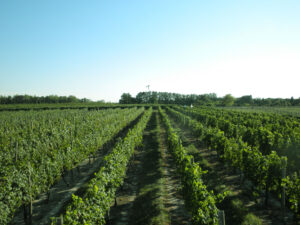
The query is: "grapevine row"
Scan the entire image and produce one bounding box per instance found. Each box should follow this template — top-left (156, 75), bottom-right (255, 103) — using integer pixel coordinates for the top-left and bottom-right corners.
top-left (0, 107), bottom-right (144, 224)
top-left (159, 107), bottom-right (225, 225)
top-left (54, 107), bottom-right (153, 224)
top-left (174, 106), bottom-right (300, 170)
top-left (166, 107), bottom-right (300, 219)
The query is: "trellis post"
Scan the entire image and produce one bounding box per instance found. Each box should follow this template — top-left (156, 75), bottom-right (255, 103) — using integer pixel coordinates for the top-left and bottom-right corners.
top-left (281, 157), bottom-right (287, 221)
top-left (218, 210), bottom-right (225, 225)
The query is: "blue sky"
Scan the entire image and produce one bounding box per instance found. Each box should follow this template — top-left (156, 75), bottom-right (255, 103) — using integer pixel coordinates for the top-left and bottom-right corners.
top-left (0, 0), bottom-right (299, 102)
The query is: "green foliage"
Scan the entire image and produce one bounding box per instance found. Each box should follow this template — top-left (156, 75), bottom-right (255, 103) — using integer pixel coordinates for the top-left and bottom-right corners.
top-left (159, 107), bottom-right (225, 225)
top-left (166, 106), bottom-right (300, 218)
top-left (57, 108), bottom-right (152, 224)
top-left (241, 213), bottom-right (263, 225)
top-left (0, 94), bottom-right (90, 104)
top-left (0, 107), bottom-right (144, 224)
top-left (119, 91), bottom-right (300, 106)
top-left (283, 172), bottom-right (300, 216)
top-left (232, 199), bottom-right (248, 216)
top-left (222, 94), bottom-right (235, 106)
top-left (119, 93), bottom-right (136, 104)
top-left (235, 95), bottom-right (253, 106)
top-left (174, 104), bottom-right (300, 173)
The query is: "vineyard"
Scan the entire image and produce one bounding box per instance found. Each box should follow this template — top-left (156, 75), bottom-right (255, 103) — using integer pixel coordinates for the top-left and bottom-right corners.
top-left (0, 105), bottom-right (299, 225)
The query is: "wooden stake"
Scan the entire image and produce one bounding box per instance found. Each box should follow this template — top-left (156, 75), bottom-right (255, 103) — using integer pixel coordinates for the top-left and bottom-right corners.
top-left (59, 215), bottom-right (64, 225)
top-left (281, 157), bottom-right (287, 221)
top-left (218, 210), bottom-right (225, 225)
top-left (28, 171), bottom-right (33, 225)
top-left (23, 204), bottom-right (28, 225)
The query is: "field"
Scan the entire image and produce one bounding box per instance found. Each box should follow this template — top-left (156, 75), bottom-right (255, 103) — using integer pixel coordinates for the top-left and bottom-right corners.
top-left (222, 106), bottom-right (300, 117)
top-left (0, 104), bottom-right (299, 225)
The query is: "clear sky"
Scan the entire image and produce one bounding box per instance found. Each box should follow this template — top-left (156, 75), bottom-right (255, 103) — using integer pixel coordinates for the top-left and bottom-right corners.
top-left (0, 0), bottom-right (299, 102)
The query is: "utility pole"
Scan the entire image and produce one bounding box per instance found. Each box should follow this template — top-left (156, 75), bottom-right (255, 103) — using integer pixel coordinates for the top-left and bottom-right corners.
top-left (146, 85), bottom-right (150, 92)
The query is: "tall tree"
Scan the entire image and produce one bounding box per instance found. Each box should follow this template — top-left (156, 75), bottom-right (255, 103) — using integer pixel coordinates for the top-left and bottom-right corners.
top-left (222, 94), bottom-right (235, 106)
top-left (119, 93), bottom-right (135, 104)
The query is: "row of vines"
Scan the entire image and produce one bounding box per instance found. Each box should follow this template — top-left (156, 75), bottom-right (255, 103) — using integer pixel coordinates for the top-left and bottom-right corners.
top-left (159, 107), bottom-right (226, 224)
top-left (175, 106), bottom-right (300, 172)
top-left (0, 107), bottom-right (144, 224)
top-left (1, 105), bottom-right (299, 224)
top-left (53, 107), bottom-right (152, 224)
top-left (167, 106), bottom-right (300, 220)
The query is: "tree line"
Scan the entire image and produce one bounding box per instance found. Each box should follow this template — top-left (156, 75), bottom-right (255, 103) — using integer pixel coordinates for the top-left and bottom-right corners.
top-left (119, 92), bottom-right (300, 106)
top-left (0, 95), bottom-right (91, 104)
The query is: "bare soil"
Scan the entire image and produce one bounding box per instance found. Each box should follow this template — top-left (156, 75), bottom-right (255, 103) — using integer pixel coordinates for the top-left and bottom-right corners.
top-left (157, 112), bottom-right (192, 225)
top-left (109, 110), bottom-right (191, 225)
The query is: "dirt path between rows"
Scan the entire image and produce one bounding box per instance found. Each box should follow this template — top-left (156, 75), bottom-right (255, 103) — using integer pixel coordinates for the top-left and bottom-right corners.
top-left (168, 113), bottom-right (295, 225)
top-left (110, 110), bottom-right (191, 225)
top-left (157, 111), bottom-right (192, 225)
top-left (11, 113), bottom-right (143, 225)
